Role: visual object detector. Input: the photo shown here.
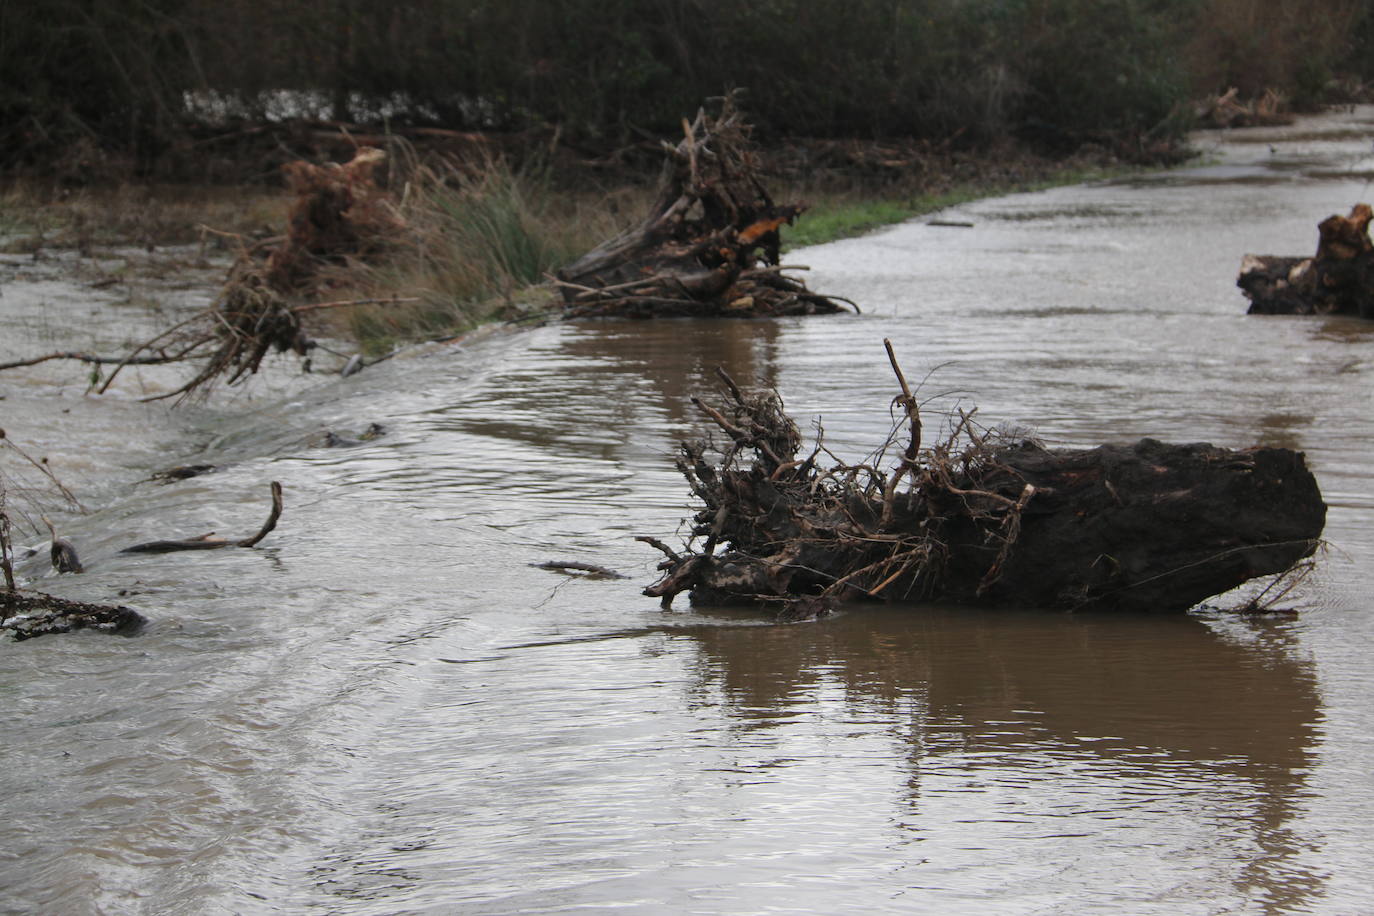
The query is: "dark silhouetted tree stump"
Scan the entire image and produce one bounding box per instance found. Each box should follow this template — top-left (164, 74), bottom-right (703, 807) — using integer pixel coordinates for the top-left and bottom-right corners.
top-left (1239, 203), bottom-right (1374, 318)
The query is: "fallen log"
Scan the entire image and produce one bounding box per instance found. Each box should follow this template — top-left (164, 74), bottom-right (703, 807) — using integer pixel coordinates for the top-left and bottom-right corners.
top-left (644, 346), bottom-right (1326, 617)
top-left (555, 94), bottom-right (855, 319)
top-left (1238, 203), bottom-right (1374, 317)
top-left (121, 481), bottom-right (283, 553)
top-left (2, 591), bottom-right (144, 640)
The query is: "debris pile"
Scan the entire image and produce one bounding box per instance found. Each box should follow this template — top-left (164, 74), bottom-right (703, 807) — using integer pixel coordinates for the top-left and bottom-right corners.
top-left (1, 591), bottom-right (144, 641)
top-left (555, 96), bottom-right (855, 318)
top-left (643, 345), bottom-right (1326, 618)
top-left (1196, 87), bottom-right (1290, 129)
top-left (152, 147), bottom-right (405, 400)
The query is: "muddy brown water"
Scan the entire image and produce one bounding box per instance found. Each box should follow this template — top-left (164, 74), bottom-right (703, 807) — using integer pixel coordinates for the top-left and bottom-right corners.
top-left (3, 110), bottom-right (1374, 914)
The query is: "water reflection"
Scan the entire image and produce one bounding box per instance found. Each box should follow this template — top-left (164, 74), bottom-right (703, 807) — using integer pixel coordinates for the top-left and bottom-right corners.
top-left (680, 605), bottom-right (1323, 910)
top-left (417, 318), bottom-right (785, 469)
top-left (558, 317), bottom-right (786, 417)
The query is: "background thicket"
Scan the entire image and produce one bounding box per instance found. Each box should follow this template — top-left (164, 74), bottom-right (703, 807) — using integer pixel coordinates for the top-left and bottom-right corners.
top-left (2, 0), bottom-right (1370, 177)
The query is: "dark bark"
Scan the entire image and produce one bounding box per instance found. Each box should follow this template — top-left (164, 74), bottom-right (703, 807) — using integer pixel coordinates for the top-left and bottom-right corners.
top-left (645, 375), bottom-right (1326, 616)
top-left (121, 481), bottom-right (283, 553)
top-left (2, 591), bottom-right (144, 641)
top-left (555, 96), bottom-right (855, 319)
top-left (1238, 204), bottom-right (1374, 318)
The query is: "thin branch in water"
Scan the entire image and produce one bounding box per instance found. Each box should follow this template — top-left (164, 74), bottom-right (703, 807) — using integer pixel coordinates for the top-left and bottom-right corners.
top-left (121, 482), bottom-right (283, 553)
top-left (0, 433), bottom-right (86, 513)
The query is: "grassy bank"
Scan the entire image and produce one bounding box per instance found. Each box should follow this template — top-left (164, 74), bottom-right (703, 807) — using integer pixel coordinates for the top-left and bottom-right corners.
top-left (785, 163), bottom-right (1128, 250)
top-left (0, 140), bottom-right (1161, 356)
top-left (329, 145), bottom-right (1149, 351)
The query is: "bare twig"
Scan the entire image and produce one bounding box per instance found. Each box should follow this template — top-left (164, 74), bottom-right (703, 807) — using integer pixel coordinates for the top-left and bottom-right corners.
top-left (0, 500), bottom-right (16, 591)
top-left (532, 561), bottom-right (629, 580)
top-left (0, 435), bottom-right (86, 513)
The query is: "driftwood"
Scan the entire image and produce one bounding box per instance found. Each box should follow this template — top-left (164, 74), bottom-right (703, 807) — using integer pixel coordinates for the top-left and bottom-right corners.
top-left (1195, 87), bottom-right (1290, 129)
top-left (532, 561), bottom-right (629, 580)
top-left (1238, 203), bottom-right (1374, 317)
top-left (555, 96), bottom-right (855, 318)
top-left (42, 516), bottom-right (83, 573)
top-left (1, 591), bottom-right (145, 641)
top-left (644, 346), bottom-right (1326, 617)
top-left (149, 464), bottom-right (217, 483)
top-left (121, 481), bottom-right (283, 553)
top-left (0, 148), bottom-right (406, 400)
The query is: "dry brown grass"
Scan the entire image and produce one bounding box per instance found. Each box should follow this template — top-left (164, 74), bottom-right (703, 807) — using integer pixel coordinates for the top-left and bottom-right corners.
top-left (0, 181), bottom-right (288, 254)
top-left (316, 161), bottom-right (649, 351)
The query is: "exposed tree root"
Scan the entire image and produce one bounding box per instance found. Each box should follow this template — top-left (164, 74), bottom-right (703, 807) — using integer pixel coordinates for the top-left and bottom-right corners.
top-left (555, 94), bottom-right (855, 319)
top-left (644, 343), bottom-right (1327, 619)
top-left (1239, 203), bottom-right (1374, 318)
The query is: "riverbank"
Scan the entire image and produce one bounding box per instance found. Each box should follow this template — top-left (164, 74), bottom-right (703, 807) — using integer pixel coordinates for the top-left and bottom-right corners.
top-left (0, 133), bottom-right (1171, 357)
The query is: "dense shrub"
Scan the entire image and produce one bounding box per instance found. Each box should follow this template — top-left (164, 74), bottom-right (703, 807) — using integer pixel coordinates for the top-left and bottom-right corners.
top-left (1, 0), bottom-right (1369, 175)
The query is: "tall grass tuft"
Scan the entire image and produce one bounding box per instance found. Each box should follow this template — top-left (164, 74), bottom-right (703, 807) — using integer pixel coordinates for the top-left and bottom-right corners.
top-left (337, 160), bottom-right (628, 352)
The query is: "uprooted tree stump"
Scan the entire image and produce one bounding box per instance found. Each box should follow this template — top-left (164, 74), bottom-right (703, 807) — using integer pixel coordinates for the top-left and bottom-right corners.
top-left (152, 147), bottom-right (406, 400)
top-left (1, 147), bottom-right (412, 399)
top-left (554, 96), bottom-right (855, 318)
top-left (643, 344), bottom-right (1326, 617)
top-left (53, 147), bottom-right (408, 403)
top-left (1195, 87), bottom-right (1290, 129)
top-left (1238, 203), bottom-right (1374, 318)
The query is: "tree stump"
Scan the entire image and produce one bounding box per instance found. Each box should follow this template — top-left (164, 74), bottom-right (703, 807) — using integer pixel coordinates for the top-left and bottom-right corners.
top-left (644, 361), bottom-right (1326, 617)
top-left (1239, 203), bottom-right (1374, 318)
top-left (555, 96), bottom-right (854, 319)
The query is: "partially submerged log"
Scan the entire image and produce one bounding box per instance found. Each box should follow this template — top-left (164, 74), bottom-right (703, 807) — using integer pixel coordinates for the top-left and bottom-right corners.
top-left (644, 347), bottom-right (1326, 616)
top-left (1238, 203), bottom-right (1374, 317)
top-left (555, 96), bottom-right (855, 318)
top-left (121, 481), bottom-right (283, 554)
top-left (2, 591), bottom-right (144, 641)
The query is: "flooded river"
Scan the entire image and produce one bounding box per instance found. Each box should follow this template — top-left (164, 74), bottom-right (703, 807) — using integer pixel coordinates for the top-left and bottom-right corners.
top-left (3, 109), bottom-right (1373, 914)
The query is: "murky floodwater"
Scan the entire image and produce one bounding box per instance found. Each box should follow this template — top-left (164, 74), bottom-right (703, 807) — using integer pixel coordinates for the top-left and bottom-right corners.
top-left (3, 109), bottom-right (1373, 915)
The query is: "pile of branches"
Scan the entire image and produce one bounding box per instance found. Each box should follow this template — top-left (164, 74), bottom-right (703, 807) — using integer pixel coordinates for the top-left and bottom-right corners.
top-left (1195, 87), bottom-right (1290, 129)
top-left (151, 146), bottom-right (406, 400)
top-left (643, 343), bottom-right (1325, 619)
top-left (554, 95), bottom-right (855, 319)
top-left (1239, 203), bottom-right (1374, 318)
top-left (0, 147), bottom-right (409, 401)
